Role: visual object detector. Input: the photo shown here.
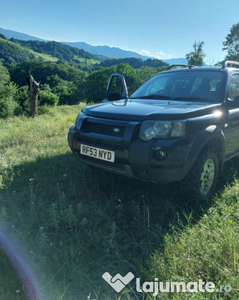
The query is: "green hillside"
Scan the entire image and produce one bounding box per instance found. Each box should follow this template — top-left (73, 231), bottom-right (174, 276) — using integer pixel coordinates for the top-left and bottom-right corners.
top-left (0, 37), bottom-right (39, 65)
top-left (0, 34), bottom-right (169, 75)
top-left (0, 36), bottom-right (100, 70)
top-left (10, 39), bottom-right (98, 61)
top-left (0, 35), bottom-right (169, 72)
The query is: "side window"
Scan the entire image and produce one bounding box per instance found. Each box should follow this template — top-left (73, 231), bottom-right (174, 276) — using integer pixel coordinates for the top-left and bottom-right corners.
top-left (229, 74), bottom-right (239, 100)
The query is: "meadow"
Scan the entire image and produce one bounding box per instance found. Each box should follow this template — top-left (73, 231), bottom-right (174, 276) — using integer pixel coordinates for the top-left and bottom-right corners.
top-left (0, 105), bottom-right (239, 300)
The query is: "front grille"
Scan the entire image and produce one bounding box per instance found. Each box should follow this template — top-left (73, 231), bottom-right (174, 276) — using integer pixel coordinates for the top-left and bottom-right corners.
top-left (82, 119), bottom-right (126, 138)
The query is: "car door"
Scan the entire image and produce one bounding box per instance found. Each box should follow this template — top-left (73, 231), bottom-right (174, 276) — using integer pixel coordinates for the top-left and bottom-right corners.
top-left (224, 73), bottom-right (239, 158)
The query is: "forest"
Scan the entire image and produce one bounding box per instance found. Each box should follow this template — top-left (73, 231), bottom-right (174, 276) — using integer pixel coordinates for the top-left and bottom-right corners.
top-left (0, 34), bottom-right (168, 118)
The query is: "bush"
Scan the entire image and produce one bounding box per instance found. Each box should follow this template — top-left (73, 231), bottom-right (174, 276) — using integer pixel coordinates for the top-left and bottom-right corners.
top-left (39, 91), bottom-right (59, 106)
top-left (0, 82), bottom-right (18, 118)
top-left (14, 86), bottom-right (29, 115)
top-left (0, 62), bottom-right (18, 118)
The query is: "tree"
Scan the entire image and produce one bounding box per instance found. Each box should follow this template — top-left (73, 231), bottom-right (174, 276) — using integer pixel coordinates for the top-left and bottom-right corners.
top-left (136, 66), bottom-right (160, 87)
top-left (115, 63), bottom-right (138, 95)
top-left (85, 67), bottom-right (115, 103)
top-left (14, 86), bottom-right (29, 115)
top-left (84, 64), bottom-right (139, 104)
top-left (39, 84), bottom-right (59, 106)
top-left (185, 41), bottom-right (205, 66)
top-left (222, 22), bottom-right (239, 60)
top-left (48, 75), bottom-right (77, 105)
top-left (0, 62), bottom-right (18, 118)
top-left (0, 33), bottom-right (7, 40)
top-left (8, 61), bottom-right (88, 102)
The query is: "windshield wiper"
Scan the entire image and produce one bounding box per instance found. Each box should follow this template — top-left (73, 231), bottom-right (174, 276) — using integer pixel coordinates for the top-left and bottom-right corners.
top-left (135, 95), bottom-right (172, 100)
top-left (174, 97), bottom-right (210, 102)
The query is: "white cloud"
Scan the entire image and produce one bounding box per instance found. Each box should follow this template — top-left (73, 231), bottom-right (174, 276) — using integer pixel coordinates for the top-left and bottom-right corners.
top-left (132, 49), bottom-right (177, 60)
top-left (140, 49), bottom-right (152, 55)
top-left (138, 49), bottom-right (174, 60)
top-left (156, 51), bottom-right (166, 56)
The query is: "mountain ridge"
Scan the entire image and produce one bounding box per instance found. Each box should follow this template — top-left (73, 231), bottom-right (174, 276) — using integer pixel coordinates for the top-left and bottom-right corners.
top-left (0, 27), bottom-right (46, 42)
top-left (0, 36), bottom-right (168, 71)
top-left (0, 27), bottom-right (187, 65)
top-left (62, 41), bottom-right (149, 60)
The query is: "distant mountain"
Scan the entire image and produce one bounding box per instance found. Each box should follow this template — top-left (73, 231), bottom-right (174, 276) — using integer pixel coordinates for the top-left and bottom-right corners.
top-left (0, 27), bottom-right (46, 41)
top-left (0, 27), bottom-right (149, 60)
top-left (62, 41), bottom-right (149, 60)
top-left (164, 58), bottom-right (188, 65)
top-left (62, 42), bottom-right (188, 65)
top-left (0, 27), bottom-right (188, 66)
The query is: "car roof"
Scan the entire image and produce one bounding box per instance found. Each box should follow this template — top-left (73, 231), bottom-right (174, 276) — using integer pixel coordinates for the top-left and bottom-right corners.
top-left (162, 60), bottom-right (239, 74)
top-left (163, 66), bottom-right (221, 73)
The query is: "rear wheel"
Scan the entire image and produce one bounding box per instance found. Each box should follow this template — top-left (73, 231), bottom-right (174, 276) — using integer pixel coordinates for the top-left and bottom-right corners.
top-left (182, 148), bottom-right (219, 201)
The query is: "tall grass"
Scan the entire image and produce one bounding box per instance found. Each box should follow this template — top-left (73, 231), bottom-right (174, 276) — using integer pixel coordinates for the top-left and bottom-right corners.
top-left (0, 105), bottom-right (239, 299)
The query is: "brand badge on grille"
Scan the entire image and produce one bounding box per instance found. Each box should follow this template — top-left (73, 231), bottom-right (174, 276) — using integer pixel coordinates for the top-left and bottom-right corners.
top-left (113, 128), bottom-right (120, 133)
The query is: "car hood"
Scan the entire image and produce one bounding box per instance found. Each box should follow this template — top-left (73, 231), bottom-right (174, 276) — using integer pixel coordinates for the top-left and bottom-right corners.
top-left (82, 99), bottom-right (222, 121)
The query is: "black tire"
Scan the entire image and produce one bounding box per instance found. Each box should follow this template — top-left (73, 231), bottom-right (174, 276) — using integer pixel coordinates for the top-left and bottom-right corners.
top-left (181, 148), bottom-right (219, 201)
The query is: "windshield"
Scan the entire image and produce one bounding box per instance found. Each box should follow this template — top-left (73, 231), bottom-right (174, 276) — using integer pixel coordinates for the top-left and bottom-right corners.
top-left (131, 70), bottom-right (224, 103)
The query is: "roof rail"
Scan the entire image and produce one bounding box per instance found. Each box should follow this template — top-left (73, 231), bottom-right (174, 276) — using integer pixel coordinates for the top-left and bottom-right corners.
top-left (166, 64), bottom-right (195, 70)
top-left (222, 60), bottom-right (239, 69)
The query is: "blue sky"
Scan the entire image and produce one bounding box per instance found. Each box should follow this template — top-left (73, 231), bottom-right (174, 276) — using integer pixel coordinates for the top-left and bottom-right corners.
top-left (0, 0), bottom-right (239, 63)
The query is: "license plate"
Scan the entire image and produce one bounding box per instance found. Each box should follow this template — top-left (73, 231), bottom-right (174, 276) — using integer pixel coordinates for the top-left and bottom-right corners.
top-left (80, 144), bottom-right (115, 163)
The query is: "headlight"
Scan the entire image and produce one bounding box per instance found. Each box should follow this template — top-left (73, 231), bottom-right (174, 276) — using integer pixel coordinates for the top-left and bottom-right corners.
top-left (75, 111), bottom-right (86, 126)
top-left (139, 120), bottom-right (185, 141)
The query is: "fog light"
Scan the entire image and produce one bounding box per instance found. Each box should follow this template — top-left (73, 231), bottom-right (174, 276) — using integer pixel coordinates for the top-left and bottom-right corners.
top-left (155, 149), bottom-right (167, 160)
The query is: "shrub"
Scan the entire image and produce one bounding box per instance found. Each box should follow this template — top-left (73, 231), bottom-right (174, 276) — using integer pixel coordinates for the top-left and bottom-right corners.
top-left (14, 86), bottom-right (29, 115)
top-left (0, 82), bottom-right (18, 118)
top-left (39, 91), bottom-right (60, 106)
top-left (0, 62), bottom-right (18, 118)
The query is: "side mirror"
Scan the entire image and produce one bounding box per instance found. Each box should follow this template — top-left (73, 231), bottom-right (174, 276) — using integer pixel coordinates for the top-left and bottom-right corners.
top-left (105, 73), bottom-right (128, 101)
top-left (107, 92), bottom-right (122, 101)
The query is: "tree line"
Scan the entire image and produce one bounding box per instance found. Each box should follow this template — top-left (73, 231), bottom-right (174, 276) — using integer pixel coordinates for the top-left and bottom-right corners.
top-left (0, 21), bottom-right (239, 118)
top-left (0, 60), bottom-right (166, 118)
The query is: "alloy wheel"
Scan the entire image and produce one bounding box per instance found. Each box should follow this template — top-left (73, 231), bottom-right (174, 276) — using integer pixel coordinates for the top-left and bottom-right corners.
top-left (200, 158), bottom-right (215, 196)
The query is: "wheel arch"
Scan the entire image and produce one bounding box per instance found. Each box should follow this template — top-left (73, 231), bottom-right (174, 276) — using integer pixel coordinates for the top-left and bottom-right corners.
top-left (187, 125), bottom-right (225, 175)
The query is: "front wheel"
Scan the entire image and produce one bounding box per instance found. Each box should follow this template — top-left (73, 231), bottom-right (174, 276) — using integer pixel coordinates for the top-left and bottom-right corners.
top-left (182, 148), bottom-right (219, 201)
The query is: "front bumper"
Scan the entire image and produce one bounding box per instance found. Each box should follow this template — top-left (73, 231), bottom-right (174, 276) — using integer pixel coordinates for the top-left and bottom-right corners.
top-left (68, 118), bottom-right (195, 184)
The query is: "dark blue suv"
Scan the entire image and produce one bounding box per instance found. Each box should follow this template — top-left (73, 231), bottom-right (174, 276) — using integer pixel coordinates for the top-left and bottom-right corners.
top-left (68, 61), bottom-right (239, 200)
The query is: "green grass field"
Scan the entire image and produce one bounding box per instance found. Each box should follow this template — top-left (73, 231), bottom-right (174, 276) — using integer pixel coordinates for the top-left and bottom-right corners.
top-left (0, 105), bottom-right (239, 299)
